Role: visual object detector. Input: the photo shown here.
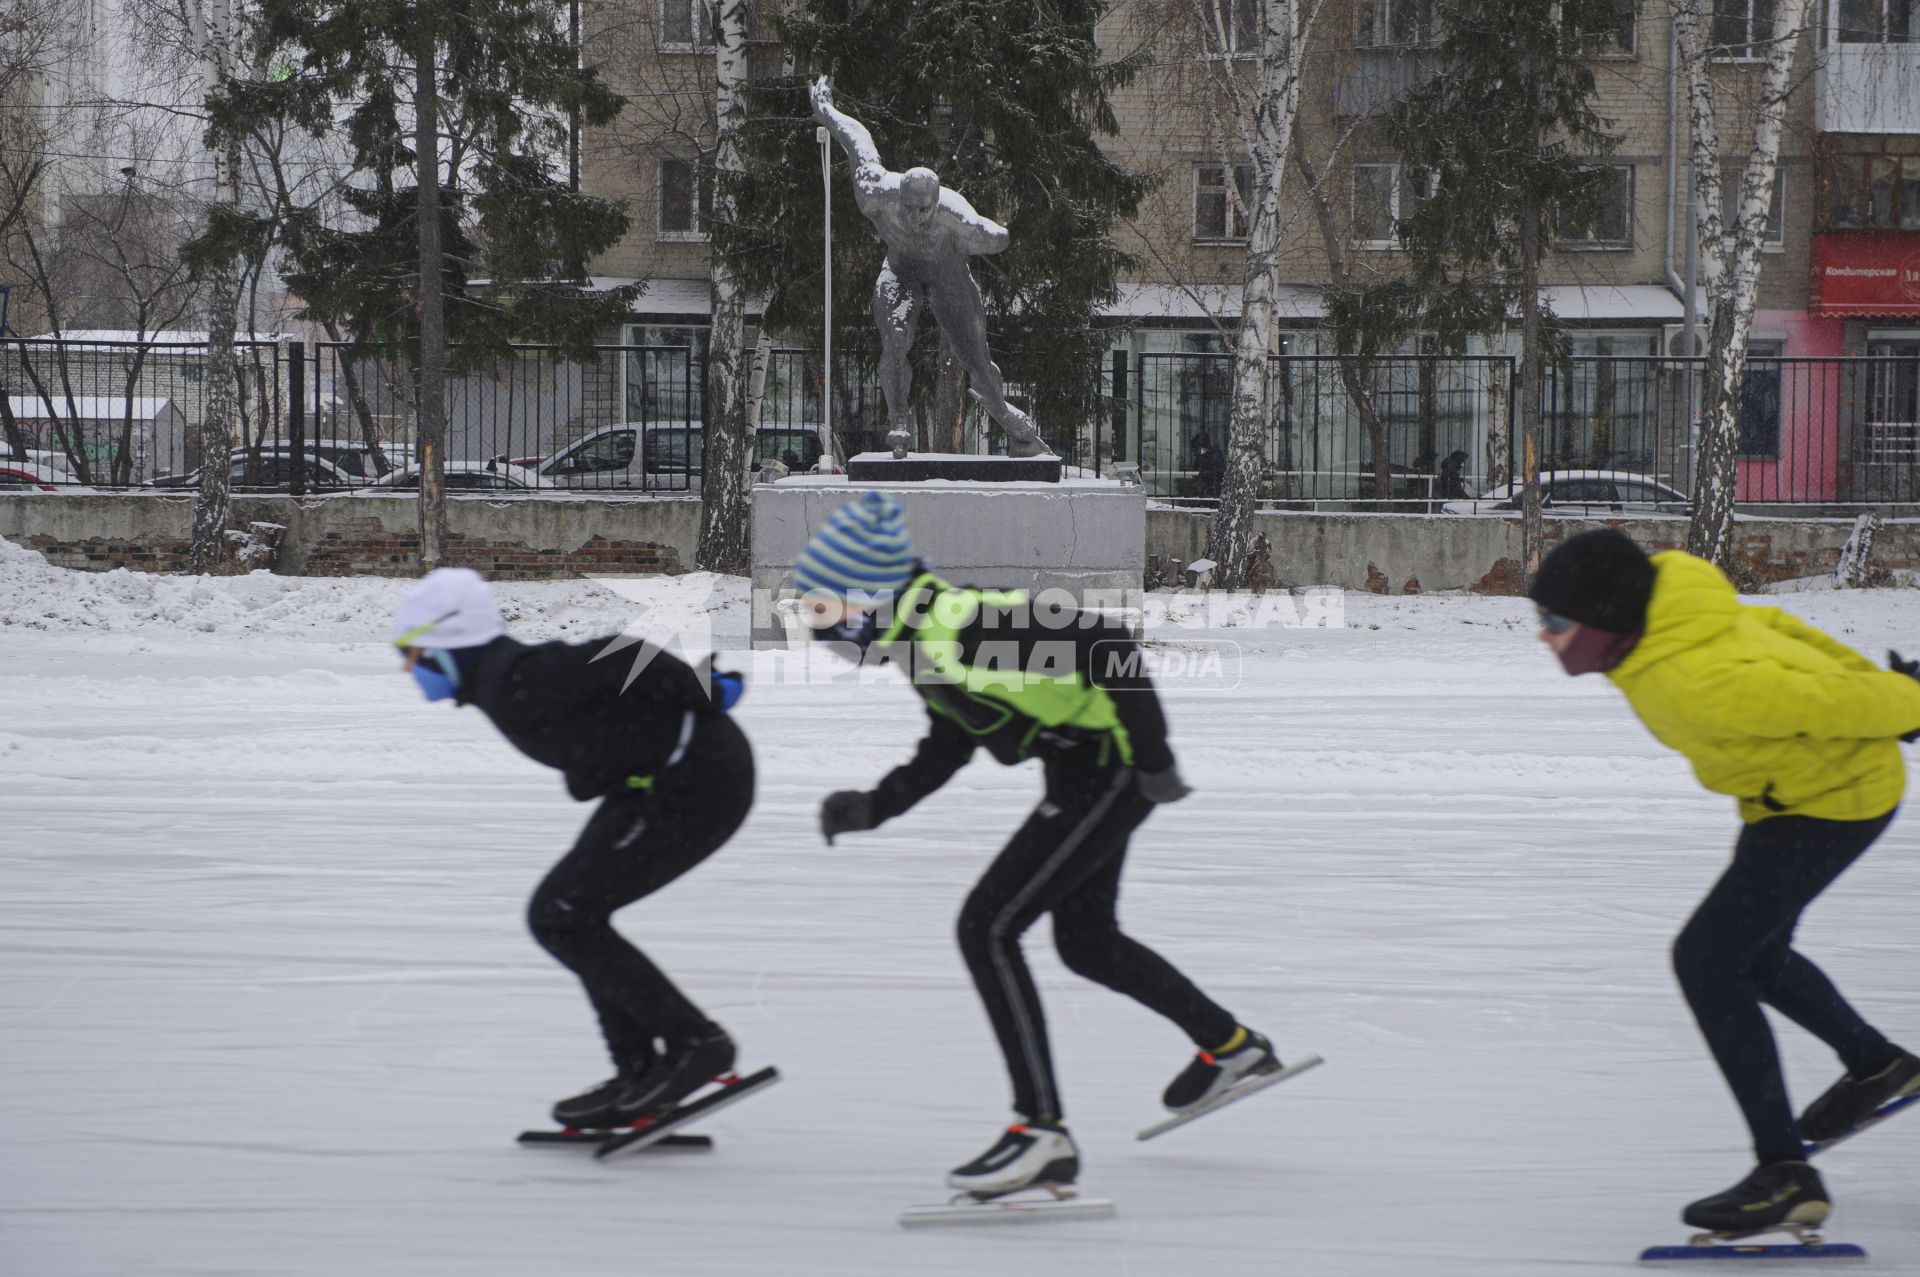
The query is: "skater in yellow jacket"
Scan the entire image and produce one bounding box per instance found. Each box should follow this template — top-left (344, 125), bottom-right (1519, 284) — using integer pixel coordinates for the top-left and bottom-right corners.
top-left (1528, 530), bottom-right (1920, 1237)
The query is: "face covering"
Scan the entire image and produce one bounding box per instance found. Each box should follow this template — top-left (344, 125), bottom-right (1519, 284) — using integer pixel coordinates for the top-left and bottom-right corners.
top-left (410, 648), bottom-right (461, 701)
top-left (811, 607), bottom-right (882, 658)
top-left (1554, 626), bottom-right (1641, 677)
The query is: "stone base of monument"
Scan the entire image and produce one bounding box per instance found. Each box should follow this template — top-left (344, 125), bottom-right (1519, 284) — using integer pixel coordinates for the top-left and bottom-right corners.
top-left (749, 472), bottom-right (1142, 648)
top-left (845, 451), bottom-right (1062, 483)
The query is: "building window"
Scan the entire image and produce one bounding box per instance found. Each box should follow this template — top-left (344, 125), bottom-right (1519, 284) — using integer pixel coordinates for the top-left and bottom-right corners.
top-left (1837, 0), bottom-right (1917, 43)
top-left (1575, 0), bottom-right (1637, 55)
top-left (1738, 340), bottom-right (1784, 458)
top-left (1711, 0), bottom-right (1776, 59)
top-left (1203, 0), bottom-right (1263, 55)
top-left (660, 0), bottom-right (713, 50)
top-left (1821, 153), bottom-right (1920, 230)
top-left (1194, 163), bottom-right (1252, 243)
top-left (1351, 163), bottom-right (1433, 248)
top-left (1356, 0), bottom-right (1435, 47)
top-left (1723, 168), bottom-right (1786, 249)
top-left (1556, 164), bottom-right (1633, 248)
top-left (657, 157), bottom-right (709, 241)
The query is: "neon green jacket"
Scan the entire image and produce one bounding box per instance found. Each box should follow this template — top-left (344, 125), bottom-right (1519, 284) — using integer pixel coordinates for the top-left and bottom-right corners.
top-left (1607, 552), bottom-right (1920, 822)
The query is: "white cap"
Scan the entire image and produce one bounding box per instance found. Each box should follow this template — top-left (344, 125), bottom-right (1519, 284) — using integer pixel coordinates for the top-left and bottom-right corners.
top-left (392, 568), bottom-right (507, 649)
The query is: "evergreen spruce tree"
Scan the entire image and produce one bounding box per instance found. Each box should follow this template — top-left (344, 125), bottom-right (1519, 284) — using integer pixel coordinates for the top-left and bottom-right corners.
top-left (720, 0), bottom-right (1149, 454)
top-left (190, 0), bottom-right (634, 567)
top-left (1326, 0), bottom-right (1617, 572)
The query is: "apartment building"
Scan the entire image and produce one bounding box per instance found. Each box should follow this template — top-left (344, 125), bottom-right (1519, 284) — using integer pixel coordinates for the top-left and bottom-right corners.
top-left (580, 2), bottom-right (1920, 500)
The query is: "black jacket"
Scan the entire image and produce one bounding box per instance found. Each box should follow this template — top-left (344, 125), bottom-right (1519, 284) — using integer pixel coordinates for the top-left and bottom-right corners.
top-left (455, 636), bottom-right (722, 800)
top-left (869, 582), bottom-right (1174, 822)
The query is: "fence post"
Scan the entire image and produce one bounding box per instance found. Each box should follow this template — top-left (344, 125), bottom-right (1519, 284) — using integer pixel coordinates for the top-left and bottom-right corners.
top-left (288, 340), bottom-right (306, 496)
top-left (1108, 348), bottom-right (1127, 472)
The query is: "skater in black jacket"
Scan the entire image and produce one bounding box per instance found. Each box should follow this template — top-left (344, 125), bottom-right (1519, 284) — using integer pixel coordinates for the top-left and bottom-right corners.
top-left (794, 492), bottom-right (1283, 1199)
top-left (392, 568), bottom-right (752, 1129)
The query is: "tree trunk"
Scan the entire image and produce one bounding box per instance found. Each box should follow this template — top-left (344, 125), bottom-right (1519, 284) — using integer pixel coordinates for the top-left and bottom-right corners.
top-left (1483, 317), bottom-right (1512, 491)
top-left (1206, 0), bottom-right (1302, 590)
top-left (1671, 0), bottom-right (1813, 570)
top-left (696, 0), bottom-right (754, 575)
top-left (1518, 207), bottom-right (1545, 577)
top-left (414, 16), bottom-right (448, 570)
top-left (186, 0), bottom-right (240, 572)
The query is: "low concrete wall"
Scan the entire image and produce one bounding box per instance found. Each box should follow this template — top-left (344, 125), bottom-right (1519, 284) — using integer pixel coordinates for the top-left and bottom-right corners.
top-left (1146, 508), bottom-right (1920, 593)
top-left (751, 477), bottom-right (1145, 645)
top-left (0, 493), bottom-right (703, 579)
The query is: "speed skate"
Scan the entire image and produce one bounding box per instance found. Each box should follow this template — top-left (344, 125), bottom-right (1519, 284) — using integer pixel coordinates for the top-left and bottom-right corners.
top-left (1638, 1223), bottom-right (1867, 1265)
top-left (899, 1183), bottom-right (1117, 1228)
top-left (1137, 1053), bottom-right (1325, 1141)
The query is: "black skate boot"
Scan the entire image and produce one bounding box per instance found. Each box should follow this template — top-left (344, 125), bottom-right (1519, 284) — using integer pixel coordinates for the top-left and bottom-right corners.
top-left (1798, 1048), bottom-right (1920, 1144)
top-left (1162, 1026), bottom-right (1281, 1112)
top-left (1682, 1161), bottom-right (1830, 1235)
top-left (608, 1027), bottom-right (737, 1122)
top-left (946, 1119), bottom-right (1080, 1199)
top-left (552, 1061), bottom-right (650, 1129)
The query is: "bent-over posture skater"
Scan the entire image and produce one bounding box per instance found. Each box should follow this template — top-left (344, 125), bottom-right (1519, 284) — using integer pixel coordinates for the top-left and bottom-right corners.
top-left (392, 568), bottom-right (753, 1129)
top-left (1529, 530), bottom-right (1920, 1236)
top-left (796, 492), bottom-right (1280, 1197)
top-left (811, 76), bottom-right (1047, 460)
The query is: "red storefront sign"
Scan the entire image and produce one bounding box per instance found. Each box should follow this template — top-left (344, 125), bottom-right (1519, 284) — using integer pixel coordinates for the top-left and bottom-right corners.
top-left (1810, 233), bottom-right (1920, 316)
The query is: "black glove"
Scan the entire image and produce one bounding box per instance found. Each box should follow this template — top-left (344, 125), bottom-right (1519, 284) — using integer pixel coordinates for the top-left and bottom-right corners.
top-left (820, 790), bottom-right (879, 845)
top-left (1136, 766), bottom-right (1192, 804)
top-left (1891, 651), bottom-right (1920, 742)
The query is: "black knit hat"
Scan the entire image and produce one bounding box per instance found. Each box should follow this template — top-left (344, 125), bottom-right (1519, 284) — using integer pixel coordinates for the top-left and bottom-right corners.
top-left (1528, 530), bottom-right (1654, 634)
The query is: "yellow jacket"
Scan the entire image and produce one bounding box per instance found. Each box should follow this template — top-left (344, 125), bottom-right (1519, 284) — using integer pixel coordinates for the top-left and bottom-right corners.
top-left (1607, 552), bottom-right (1920, 823)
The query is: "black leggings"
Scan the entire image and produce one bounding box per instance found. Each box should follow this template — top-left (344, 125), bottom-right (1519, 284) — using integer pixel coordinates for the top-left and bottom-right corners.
top-left (1673, 809), bottom-right (1898, 1163)
top-left (527, 715), bottom-right (754, 1069)
top-left (957, 756), bottom-right (1238, 1122)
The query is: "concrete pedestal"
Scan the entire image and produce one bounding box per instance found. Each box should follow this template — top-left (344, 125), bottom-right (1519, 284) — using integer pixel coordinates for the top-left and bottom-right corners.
top-left (750, 474), bottom-right (1144, 647)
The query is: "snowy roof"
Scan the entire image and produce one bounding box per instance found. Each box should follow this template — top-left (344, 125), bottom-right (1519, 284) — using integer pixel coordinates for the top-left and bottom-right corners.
top-left (1536, 286), bottom-right (1687, 323)
top-left (7, 395), bottom-right (181, 421)
top-left (30, 330), bottom-right (290, 343)
top-left (1104, 283), bottom-right (1326, 323)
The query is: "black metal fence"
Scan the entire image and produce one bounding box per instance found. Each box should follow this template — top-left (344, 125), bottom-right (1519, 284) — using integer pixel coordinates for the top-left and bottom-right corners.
top-left (5, 335), bottom-right (1917, 510)
top-left (1120, 351), bottom-right (1920, 512)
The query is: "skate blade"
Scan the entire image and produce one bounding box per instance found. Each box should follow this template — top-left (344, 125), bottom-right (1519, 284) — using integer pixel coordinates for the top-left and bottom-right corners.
top-left (899, 1186), bottom-right (1115, 1228)
top-left (1136, 1052), bottom-right (1325, 1141)
top-left (594, 1067), bottom-right (779, 1161)
top-left (516, 1130), bottom-right (712, 1150)
top-left (1640, 1224), bottom-right (1865, 1264)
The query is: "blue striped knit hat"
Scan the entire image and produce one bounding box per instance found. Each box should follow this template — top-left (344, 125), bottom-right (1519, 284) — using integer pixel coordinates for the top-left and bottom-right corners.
top-left (792, 491), bottom-right (915, 598)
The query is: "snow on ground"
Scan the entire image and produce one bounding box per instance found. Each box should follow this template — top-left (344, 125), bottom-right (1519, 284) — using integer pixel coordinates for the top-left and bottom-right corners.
top-left (4, 537), bottom-right (1918, 1276)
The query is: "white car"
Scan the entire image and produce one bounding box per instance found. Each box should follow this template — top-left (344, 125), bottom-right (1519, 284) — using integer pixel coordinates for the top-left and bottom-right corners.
top-left (1443, 469), bottom-right (1692, 516)
top-left (353, 460), bottom-right (541, 493)
top-left (517, 423), bottom-right (830, 491)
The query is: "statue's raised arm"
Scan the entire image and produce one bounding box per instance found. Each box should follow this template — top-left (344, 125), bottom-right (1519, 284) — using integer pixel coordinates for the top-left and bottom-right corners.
top-left (810, 77), bottom-right (890, 210)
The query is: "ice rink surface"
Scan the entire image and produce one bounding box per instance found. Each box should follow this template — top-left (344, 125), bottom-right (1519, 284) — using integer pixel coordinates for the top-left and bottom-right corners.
top-left (4, 539), bottom-right (1917, 1275)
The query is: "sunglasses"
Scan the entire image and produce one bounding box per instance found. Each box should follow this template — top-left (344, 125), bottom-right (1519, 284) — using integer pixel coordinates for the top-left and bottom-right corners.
top-left (1537, 609), bottom-right (1577, 635)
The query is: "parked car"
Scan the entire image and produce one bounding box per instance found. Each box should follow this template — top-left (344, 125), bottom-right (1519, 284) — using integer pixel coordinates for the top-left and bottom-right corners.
top-left (514, 423), bottom-right (828, 490)
top-left (352, 460), bottom-right (541, 493)
top-left (0, 462), bottom-right (66, 492)
top-left (148, 453), bottom-right (360, 491)
top-left (1443, 469), bottom-right (1692, 517)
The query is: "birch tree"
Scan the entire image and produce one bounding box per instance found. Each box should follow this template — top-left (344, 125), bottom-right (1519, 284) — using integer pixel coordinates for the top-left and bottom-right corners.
top-left (1199, 0), bottom-right (1314, 589)
top-left (699, 0), bottom-right (754, 575)
top-left (1671, 0), bottom-right (1814, 570)
top-left (184, 0), bottom-right (246, 570)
